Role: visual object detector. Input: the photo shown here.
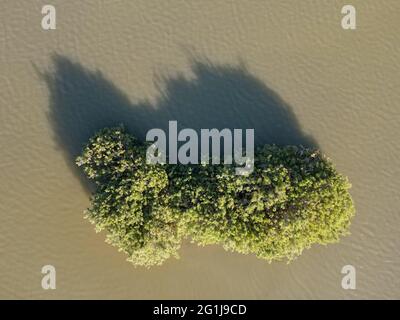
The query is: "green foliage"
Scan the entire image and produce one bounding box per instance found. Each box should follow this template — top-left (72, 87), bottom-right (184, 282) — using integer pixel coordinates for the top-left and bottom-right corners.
top-left (77, 126), bottom-right (355, 267)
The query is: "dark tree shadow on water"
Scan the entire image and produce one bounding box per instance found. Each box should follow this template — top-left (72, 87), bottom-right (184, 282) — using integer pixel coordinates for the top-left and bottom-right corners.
top-left (39, 54), bottom-right (317, 192)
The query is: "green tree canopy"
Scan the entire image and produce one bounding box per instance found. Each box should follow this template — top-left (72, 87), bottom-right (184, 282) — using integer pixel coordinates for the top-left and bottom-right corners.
top-left (76, 127), bottom-right (354, 267)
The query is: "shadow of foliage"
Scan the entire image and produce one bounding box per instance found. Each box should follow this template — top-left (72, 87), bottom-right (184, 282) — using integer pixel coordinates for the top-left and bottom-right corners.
top-left (41, 54), bottom-right (317, 191)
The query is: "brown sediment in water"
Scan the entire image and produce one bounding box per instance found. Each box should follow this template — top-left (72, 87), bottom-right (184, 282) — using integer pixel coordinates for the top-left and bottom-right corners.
top-left (0, 0), bottom-right (399, 299)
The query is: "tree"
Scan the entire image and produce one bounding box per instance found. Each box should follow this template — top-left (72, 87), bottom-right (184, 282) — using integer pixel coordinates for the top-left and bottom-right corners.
top-left (77, 127), bottom-right (355, 267)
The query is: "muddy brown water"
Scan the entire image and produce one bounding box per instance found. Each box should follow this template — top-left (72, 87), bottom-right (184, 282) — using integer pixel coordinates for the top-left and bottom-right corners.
top-left (0, 0), bottom-right (399, 299)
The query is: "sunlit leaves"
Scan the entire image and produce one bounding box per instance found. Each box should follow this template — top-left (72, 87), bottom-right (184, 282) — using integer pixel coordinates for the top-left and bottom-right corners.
top-left (77, 127), bottom-right (355, 267)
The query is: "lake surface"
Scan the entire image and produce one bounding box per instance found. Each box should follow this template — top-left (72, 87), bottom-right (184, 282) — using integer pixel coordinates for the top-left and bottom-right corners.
top-left (0, 0), bottom-right (399, 299)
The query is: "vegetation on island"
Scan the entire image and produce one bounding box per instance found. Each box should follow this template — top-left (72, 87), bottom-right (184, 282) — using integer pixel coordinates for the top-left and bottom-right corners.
top-left (76, 127), bottom-right (355, 267)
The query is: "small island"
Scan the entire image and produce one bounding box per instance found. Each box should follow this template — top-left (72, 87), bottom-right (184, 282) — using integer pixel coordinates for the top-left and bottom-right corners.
top-left (76, 127), bottom-right (355, 267)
